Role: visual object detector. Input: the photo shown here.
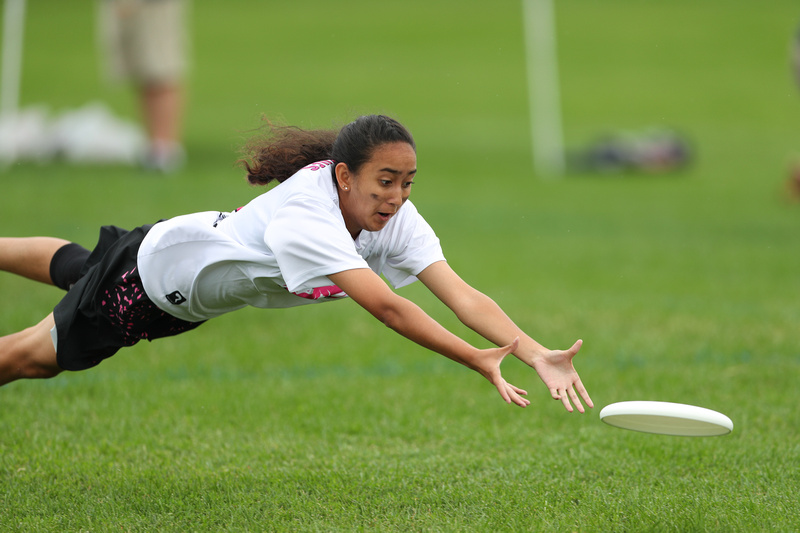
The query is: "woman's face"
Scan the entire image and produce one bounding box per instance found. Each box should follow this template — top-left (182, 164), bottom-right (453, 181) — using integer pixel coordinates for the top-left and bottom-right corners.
top-left (335, 142), bottom-right (417, 239)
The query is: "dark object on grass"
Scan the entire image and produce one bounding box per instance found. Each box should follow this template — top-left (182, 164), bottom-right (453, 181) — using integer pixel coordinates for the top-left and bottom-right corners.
top-left (568, 128), bottom-right (692, 175)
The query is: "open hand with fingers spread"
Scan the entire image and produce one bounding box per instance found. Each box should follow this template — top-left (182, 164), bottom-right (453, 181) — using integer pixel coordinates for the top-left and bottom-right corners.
top-left (469, 337), bottom-right (592, 411)
top-left (530, 339), bottom-right (593, 413)
top-left (471, 337), bottom-right (531, 408)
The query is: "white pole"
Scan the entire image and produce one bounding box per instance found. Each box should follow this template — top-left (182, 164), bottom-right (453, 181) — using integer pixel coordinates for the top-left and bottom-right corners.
top-left (522, 0), bottom-right (565, 177)
top-left (1, 0), bottom-right (26, 116)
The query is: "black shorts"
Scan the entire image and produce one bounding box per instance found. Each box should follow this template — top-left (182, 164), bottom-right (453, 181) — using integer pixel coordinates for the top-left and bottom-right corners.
top-left (53, 224), bottom-right (205, 371)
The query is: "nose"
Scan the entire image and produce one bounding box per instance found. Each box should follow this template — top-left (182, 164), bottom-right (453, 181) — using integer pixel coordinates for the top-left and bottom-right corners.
top-left (388, 184), bottom-right (404, 211)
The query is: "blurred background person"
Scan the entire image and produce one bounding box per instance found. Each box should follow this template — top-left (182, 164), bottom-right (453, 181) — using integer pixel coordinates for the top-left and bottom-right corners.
top-left (98, 0), bottom-right (189, 173)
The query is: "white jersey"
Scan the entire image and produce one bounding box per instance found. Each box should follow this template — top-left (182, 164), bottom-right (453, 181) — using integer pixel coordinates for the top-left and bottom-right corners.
top-left (137, 160), bottom-right (445, 322)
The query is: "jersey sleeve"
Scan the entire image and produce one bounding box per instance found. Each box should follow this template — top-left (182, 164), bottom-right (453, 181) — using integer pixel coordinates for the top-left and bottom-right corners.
top-left (264, 198), bottom-right (369, 293)
top-left (381, 205), bottom-right (446, 289)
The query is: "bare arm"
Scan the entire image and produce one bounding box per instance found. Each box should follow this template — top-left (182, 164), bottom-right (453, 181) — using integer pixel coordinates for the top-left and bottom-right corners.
top-left (416, 261), bottom-right (593, 413)
top-left (328, 268), bottom-right (530, 407)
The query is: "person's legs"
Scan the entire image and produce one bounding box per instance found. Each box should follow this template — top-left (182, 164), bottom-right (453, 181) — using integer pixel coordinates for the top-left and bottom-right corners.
top-left (142, 82), bottom-right (182, 148)
top-left (140, 82), bottom-right (185, 172)
top-left (0, 313), bottom-right (62, 386)
top-left (0, 237), bottom-right (71, 285)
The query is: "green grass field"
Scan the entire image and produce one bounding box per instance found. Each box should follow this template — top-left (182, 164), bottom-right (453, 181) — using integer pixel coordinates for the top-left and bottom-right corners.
top-left (2, 1), bottom-right (799, 531)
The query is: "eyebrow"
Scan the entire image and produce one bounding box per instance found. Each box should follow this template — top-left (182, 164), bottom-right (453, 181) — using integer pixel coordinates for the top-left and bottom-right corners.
top-left (380, 167), bottom-right (417, 176)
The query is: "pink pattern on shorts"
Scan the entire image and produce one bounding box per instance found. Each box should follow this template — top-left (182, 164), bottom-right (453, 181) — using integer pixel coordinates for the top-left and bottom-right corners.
top-left (101, 267), bottom-right (199, 346)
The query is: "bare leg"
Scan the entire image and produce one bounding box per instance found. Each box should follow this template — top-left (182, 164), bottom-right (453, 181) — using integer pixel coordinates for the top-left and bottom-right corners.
top-left (140, 83), bottom-right (186, 172)
top-left (0, 237), bottom-right (70, 285)
top-left (0, 313), bottom-right (62, 386)
top-left (142, 82), bottom-right (183, 146)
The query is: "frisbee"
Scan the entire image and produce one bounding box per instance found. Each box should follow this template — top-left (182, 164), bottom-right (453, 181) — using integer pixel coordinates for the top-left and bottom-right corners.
top-left (599, 401), bottom-right (733, 436)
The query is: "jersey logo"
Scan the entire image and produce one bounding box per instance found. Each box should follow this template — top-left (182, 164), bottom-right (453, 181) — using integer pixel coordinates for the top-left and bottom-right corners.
top-left (212, 207), bottom-right (244, 228)
top-left (166, 290), bottom-right (187, 305)
top-left (302, 160), bottom-right (334, 172)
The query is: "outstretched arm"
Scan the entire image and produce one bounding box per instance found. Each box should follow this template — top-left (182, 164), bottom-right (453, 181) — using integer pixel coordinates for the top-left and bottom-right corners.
top-left (417, 261), bottom-right (593, 413)
top-left (328, 268), bottom-right (530, 407)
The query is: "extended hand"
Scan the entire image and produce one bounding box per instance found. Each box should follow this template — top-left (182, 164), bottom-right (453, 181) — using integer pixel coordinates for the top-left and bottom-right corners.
top-left (531, 339), bottom-right (593, 413)
top-left (472, 337), bottom-right (531, 407)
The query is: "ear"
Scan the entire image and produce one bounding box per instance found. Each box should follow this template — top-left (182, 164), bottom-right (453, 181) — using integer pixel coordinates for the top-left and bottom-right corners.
top-left (335, 162), bottom-right (352, 191)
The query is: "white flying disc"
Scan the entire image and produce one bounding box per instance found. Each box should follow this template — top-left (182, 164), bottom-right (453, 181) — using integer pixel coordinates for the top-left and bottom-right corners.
top-left (599, 401), bottom-right (733, 436)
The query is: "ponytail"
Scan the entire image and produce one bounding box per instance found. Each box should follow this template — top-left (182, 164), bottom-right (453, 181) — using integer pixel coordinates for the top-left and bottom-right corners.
top-left (239, 121), bottom-right (338, 186)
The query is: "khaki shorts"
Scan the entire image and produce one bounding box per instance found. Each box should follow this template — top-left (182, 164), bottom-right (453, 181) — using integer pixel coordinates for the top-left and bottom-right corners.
top-left (99, 0), bottom-right (188, 85)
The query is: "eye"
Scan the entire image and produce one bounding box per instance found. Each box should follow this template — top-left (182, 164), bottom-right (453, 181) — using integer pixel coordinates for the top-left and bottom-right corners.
top-left (380, 179), bottom-right (392, 186)
top-left (403, 181), bottom-right (415, 189)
